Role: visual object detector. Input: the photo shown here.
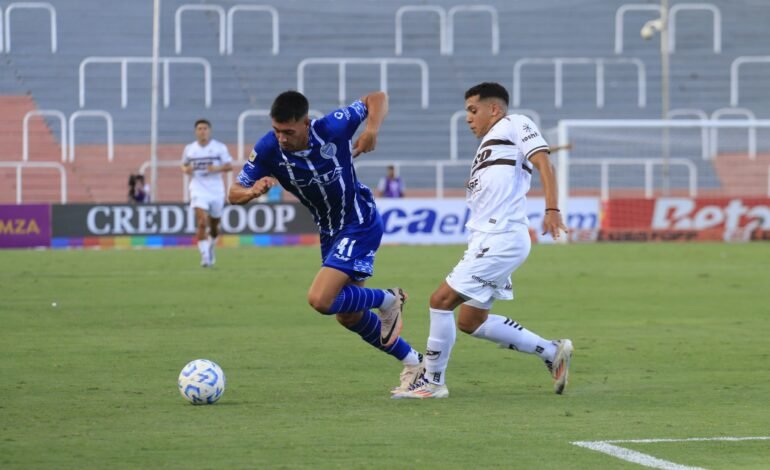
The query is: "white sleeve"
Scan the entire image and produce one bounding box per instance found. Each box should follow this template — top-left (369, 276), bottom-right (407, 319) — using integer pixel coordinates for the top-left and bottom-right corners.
top-left (181, 144), bottom-right (190, 165)
top-left (377, 177), bottom-right (386, 193)
top-left (511, 115), bottom-right (549, 160)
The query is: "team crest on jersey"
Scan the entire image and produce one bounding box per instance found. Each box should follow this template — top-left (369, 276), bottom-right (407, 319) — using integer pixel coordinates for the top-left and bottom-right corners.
top-left (248, 149), bottom-right (257, 162)
top-left (320, 143), bottom-right (338, 159)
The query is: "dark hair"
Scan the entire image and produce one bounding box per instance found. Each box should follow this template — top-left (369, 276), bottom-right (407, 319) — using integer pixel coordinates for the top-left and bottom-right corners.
top-left (464, 82), bottom-right (509, 106)
top-left (194, 119), bottom-right (211, 128)
top-left (270, 91), bottom-right (309, 123)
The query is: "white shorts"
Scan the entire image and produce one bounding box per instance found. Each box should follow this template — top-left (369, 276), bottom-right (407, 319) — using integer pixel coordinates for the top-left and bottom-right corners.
top-left (446, 225), bottom-right (531, 305)
top-left (190, 192), bottom-right (225, 218)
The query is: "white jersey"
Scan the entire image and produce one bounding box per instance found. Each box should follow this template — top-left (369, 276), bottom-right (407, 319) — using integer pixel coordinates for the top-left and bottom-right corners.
top-left (465, 114), bottom-right (549, 233)
top-left (182, 139), bottom-right (233, 197)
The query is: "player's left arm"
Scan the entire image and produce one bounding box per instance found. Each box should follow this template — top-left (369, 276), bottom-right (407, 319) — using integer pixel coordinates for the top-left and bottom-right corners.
top-left (352, 91), bottom-right (388, 158)
top-left (207, 143), bottom-right (234, 173)
top-left (530, 151), bottom-right (568, 240)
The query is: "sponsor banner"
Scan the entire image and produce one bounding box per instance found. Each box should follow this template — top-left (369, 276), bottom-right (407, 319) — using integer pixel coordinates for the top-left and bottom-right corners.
top-left (49, 234), bottom-right (319, 249)
top-left (603, 198), bottom-right (770, 241)
top-left (378, 197), bottom-right (601, 245)
top-left (0, 204), bottom-right (51, 248)
top-left (51, 203), bottom-right (317, 237)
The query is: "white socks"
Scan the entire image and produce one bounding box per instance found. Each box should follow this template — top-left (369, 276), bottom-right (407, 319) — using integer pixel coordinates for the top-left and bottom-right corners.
top-left (424, 308), bottom-right (456, 385)
top-left (471, 314), bottom-right (556, 361)
top-left (402, 348), bottom-right (421, 366)
top-left (197, 239), bottom-right (210, 256)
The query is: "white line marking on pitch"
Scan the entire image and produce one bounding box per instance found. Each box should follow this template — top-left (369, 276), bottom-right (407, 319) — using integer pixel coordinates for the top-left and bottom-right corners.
top-left (571, 436), bottom-right (770, 470)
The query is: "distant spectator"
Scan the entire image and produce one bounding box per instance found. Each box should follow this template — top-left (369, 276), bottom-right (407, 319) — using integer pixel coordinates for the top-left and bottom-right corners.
top-left (377, 165), bottom-right (404, 198)
top-left (128, 174), bottom-right (151, 204)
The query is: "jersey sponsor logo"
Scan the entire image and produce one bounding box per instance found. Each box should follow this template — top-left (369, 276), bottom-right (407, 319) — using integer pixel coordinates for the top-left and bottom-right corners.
top-left (351, 101), bottom-right (366, 119)
top-left (320, 143), bottom-right (338, 159)
top-left (290, 166), bottom-right (343, 188)
top-left (521, 122), bottom-right (540, 141)
top-left (471, 275), bottom-right (498, 288)
top-left (334, 111), bottom-right (344, 119)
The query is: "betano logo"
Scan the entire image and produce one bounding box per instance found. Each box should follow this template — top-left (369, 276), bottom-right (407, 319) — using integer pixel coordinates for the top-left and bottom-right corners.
top-left (0, 218), bottom-right (41, 235)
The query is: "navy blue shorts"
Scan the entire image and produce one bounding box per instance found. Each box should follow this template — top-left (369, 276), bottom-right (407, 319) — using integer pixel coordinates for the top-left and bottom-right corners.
top-left (320, 214), bottom-right (383, 281)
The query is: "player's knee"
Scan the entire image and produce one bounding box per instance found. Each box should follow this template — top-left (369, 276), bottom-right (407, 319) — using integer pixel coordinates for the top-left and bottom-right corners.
top-left (457, 316), bottom-right (482, 335)
top-left (335, 313), bottom-right (359, 327)
top-left (429, 291), bottom-right (454, 310)
top-left (307, 292), bottom-right (332, 314)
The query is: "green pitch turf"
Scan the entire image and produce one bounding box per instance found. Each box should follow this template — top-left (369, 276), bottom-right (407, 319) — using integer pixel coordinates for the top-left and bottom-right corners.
top-left (1, 243), bottom-right (769, 469)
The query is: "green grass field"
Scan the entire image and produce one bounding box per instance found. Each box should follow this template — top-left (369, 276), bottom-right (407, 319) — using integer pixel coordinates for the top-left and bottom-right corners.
top-left (1, 243), bottom-right (769, 469)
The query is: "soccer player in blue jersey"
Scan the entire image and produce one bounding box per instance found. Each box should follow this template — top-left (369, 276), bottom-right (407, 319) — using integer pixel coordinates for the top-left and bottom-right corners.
top-left (228, 90), bottom-right (424, 394)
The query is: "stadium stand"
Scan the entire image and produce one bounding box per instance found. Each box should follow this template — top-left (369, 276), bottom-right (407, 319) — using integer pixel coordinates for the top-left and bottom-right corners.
top-left (1, 0), bottom-right (770, 202)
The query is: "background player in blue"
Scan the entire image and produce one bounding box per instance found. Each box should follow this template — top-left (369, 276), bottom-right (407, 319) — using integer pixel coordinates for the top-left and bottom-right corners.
top-left (228, 90), bottom-right (424, 395)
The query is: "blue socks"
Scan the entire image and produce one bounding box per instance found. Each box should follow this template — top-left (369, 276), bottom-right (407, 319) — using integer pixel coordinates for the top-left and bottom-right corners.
top-left (345, 310), bottom-right (411, 360)
top-left (327, 285), bottom-right (387, 314)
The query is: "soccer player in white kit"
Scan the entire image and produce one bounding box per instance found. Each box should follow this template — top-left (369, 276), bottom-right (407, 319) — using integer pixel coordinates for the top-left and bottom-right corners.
top-left (181, 119), bottom-right (233, 267)
top-left (393, 82), bottom-right (573, 399)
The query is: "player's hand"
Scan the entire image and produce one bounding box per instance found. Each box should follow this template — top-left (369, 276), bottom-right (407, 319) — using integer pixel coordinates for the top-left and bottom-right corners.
top-left (542, 211), bottom-right (568, 240)
top-left (182, 165), bottom-right (193, 175)
top-left (207, 165), bottom-right (216, 173)
top-left (352, 129), bottom-right (378, 158)
top-left (251, 176), bottom-right (278, 198)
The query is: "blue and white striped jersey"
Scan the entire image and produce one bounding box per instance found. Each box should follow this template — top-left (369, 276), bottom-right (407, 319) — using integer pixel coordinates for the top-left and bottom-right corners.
top-left (236, 100), bottom-right (376, 235)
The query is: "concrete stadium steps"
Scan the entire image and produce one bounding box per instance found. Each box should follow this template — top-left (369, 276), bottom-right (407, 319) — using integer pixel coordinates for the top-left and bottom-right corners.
top-left (1, 0), bottom-right (770, 202)
top-left (713, 152), bottom-right (770, 196)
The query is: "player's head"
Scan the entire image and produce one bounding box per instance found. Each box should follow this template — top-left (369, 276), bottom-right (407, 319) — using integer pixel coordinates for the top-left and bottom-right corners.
top-left (194, 119), bottom-right (211, 145)
top-left (271, 91), bottom-right (311, 152)
top-left (464, 82), bottom-right (509, 138)
top-left (386, 165), bottom-right (396, 178)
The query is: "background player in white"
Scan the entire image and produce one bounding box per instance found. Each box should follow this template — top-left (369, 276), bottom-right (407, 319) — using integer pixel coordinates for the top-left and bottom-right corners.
top-left (181, 119), bottom-right (233, 267)
top-left (394, 82), bottom-right (573, 399)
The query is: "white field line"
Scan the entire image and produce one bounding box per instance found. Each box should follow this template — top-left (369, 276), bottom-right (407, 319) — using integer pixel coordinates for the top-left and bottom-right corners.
top-left (571, 436), bottom-right (770, 470)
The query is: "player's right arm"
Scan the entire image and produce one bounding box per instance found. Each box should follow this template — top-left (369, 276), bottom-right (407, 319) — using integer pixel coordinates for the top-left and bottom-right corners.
top-left (227, 136), bottom-right (278, 205)
top-left (228, 176), bottom-right (278, 204)
top-left (181, 144), bottom-right (194, 175)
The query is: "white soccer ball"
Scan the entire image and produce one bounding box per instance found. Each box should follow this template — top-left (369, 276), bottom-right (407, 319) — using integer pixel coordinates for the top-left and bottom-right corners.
top-left (178, 359), bottom-right (226, 405)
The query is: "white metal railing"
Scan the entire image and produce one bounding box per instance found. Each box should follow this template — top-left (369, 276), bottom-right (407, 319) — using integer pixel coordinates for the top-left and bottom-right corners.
top-left (614, 3), bottom-right (721, 54)
top-left (139, 160), bottom-right (191, 203)
top-left (569, 158), bottom-right (697, 200)
top-left (79, 56), bottom-right (212, 108)
top-left (666, 108), bottom-right (708, 160)
top-left (226, 5), bottom-right (279, 55)
top-left (447, 5), bottom-right (498, 55)
top-left (395, 6), bottom-right (446, 55)
top-left (23, 109), bottom-right (66, 162)
top-left (68, 110), bottom-right (114, 162)
top-left (557, 119), bottom-right (770, 204)
top-left (668, 3), bottom-right (721, 54)
top-left (710, 108), bottom-right (757, 160)
top-left (730, 56), bottom-right (770, 107)
top-left (395, 5), bottom-right (498, 56)
top-left (449, 108), bottom-right (541, 161)
top-left (138, 160), bottom-right (245, 202)
top-left (3, 2), bottom-right (57, 53)
top-left (614, 4), bottom-right (663, 54)
top-left (0, 161), bottom-right (67, 203)
top-left (175, 4), bottom-right (226, 55)
top-left (297, 57), bottom-right (429, 109)
top-left (513, 57), bottom-right (646, 108)
top-left (767, 165), bottom-right (770, 197)
top-left (236, 109), bottom-right (323, 161)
